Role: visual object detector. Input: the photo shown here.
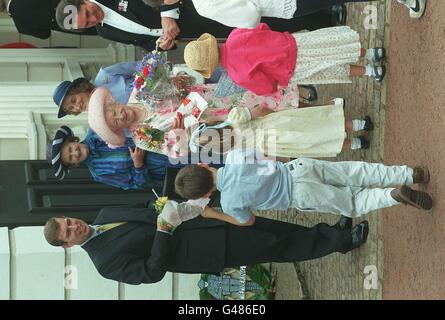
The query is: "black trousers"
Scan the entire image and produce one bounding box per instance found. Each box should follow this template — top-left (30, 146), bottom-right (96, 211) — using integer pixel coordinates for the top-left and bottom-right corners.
top-left (296, 0), bottom-right (379, 17)
top-left (224, 217), bottom-right (352, 267)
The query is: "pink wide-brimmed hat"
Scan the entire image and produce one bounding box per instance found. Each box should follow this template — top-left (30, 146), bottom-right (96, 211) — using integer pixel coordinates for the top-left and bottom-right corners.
top-left (87, 87), bottom-right (126, 148)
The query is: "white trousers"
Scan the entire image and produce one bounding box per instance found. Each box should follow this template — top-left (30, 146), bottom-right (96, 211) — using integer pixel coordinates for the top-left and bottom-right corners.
top-left (287, 158), bottom-right (414, 217)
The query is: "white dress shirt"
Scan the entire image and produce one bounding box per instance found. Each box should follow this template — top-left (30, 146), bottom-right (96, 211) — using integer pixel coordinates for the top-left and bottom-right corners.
top-left (193, 0), bottom-right (297, 28)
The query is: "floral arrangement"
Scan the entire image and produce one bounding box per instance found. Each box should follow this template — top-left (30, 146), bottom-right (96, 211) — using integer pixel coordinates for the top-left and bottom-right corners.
top-left (133, 51), bottom-right (179, 106)
top-left (132, 123), bottom-right (188, 158)
top-left (154, 196), bottom-right (169, 214)
top-left (132, 125), bottom-right (165, 152)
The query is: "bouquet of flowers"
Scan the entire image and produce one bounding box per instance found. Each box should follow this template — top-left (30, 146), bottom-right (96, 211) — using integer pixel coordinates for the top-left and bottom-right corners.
top-left (132, 122), bottom-right (189, 158)
top-left (133, 51), bottom-right (180, 107)
top-left (132, 125), bottom-right (165, 153)
top-left (154, 196), bottom-right (169, 214)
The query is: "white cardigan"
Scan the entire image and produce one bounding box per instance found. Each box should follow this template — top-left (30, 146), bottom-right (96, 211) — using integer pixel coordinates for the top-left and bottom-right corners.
top-left (192, 0), bottom-right (297, 29)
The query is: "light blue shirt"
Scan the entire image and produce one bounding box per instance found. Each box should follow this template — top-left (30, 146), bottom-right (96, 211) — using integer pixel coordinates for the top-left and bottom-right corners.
top-left (94, 61), bottom-right (138, 104)
top-left (216, 149), bottom-right (292, 223)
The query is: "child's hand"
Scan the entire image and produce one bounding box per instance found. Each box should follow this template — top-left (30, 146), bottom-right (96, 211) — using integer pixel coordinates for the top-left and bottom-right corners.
top-left (128, 147), bottom-right (146, 168)
top-left (202, 206), bottom-right (216, 219)
top-left (172, 112), bottom-right (185, 129)
top-left (250, 105), bottom-right (274, 119)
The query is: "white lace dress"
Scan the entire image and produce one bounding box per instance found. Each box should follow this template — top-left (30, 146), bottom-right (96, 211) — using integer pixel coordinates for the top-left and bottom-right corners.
top-left (228, 104), bottom-right (346, 158)
top-left (290, 26), bottom-right (362, 85)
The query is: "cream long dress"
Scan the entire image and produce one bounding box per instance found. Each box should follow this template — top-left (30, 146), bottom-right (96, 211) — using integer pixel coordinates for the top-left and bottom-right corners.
top-left (227, 104), bottom-right (346, 158)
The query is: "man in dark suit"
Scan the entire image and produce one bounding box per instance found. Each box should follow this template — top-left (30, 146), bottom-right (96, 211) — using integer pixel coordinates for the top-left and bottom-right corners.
top-left (4, 0), bottom-right (96, 39)
top-left (54, 0), bottom-right (344, 51)
top-left (43, 200), bottom-right (369, 285)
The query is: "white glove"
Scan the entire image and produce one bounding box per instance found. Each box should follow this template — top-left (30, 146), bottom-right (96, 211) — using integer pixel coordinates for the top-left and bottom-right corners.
top-left (159, 200), bottom-right (182, 228)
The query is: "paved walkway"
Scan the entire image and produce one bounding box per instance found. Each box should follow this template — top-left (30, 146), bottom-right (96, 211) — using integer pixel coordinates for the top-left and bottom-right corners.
top-left (382, 0), bottom-right (445, 299)
top-left (257, 0), bottom-right (391, 300)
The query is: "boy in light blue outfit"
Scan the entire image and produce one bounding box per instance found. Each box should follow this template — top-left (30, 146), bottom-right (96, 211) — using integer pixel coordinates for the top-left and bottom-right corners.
top-left (174, 149), bottom-right (431, 226)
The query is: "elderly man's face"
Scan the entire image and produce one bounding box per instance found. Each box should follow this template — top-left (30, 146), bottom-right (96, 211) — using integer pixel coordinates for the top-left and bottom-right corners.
top-left (76, 1), bottom-right (104, 29)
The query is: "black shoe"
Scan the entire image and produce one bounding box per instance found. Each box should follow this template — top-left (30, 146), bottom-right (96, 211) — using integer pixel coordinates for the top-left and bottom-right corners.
top-left (359, 136), bottom-right (370, 150)
top-left (350, 221), bottom-right (369, 250)
top-left (363, 116), bottom-right (374, 131)
top-left (334, 215), bottom-right (352, 230)
top-left (371, 65), bottom-right (386, 83)
top-left (299, 85), bottom-right (318, 103)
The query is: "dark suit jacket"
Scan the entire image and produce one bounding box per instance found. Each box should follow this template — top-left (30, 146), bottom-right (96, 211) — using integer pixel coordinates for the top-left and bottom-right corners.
top-left (93, 0), bottom-right (337, 51)
top-left (94, 0), bottom-right (233, 51)
top-left (8, 0), bottom-right (97, 39)
top-left (82, 202), bottom-right (227, 285)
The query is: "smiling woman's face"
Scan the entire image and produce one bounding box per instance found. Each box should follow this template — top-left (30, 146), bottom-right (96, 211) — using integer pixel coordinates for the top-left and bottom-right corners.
top-left (61, 92), bottom-right (90, 115)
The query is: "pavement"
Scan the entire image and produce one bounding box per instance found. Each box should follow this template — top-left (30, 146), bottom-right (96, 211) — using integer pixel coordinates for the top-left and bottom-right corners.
top-left (166, 0), bottom-right (442, 299)
top-left (257, 0), bottom-right (390, 300)
top-left (260, 0), bottom-right (444, 300)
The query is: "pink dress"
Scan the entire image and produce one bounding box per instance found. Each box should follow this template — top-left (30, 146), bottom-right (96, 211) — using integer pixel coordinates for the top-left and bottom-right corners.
top-left (220, 23), bottom-right (297, 96)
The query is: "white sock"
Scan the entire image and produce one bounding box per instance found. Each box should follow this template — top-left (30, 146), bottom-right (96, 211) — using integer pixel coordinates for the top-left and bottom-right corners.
top-left (365, 64), bottom-right (374, 76)
top-left (366, 48), bottom-right (383, 61)
top-left (351, 137), bottom-right (362, 150)
top-left (366, 49), bottom-right (374, 61)
top-left (352, 119), bottom-right (366, 131)
top-left (365, 64), bottom-right (383, 78)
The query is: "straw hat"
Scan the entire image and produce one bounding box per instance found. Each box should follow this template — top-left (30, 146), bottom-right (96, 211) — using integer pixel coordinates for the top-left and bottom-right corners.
top-left (87, 87), bottom-right (126, 148)
top-left (184, 33), bottom-right (219, 79)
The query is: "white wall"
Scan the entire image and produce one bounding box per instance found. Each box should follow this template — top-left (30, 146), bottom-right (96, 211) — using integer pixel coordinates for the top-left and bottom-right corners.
top-left (2, 226), bottom-right (201, 300)
top-left (0, 139), bottom-right (29, 160)
top-left (0, 227), bottom-right (10, 300)
top-left (10, 227), bottom-right (65, 300)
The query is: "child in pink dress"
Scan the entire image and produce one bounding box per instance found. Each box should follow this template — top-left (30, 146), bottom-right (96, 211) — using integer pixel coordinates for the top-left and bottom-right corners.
top-left (184, 24), bottom-right (386, 96)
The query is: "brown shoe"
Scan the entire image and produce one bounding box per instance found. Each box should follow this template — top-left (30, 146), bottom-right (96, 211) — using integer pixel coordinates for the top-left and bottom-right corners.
top-left (391, 185), bottom-right (433, 210)
top-left (413, 166), bottom-right (430, 184)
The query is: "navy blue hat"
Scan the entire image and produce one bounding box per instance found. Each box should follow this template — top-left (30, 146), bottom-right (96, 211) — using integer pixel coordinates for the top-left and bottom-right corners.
top-left (53, 78), bottom-right (86, 119)
top-left (47, 126), bottom-right (74, 180)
